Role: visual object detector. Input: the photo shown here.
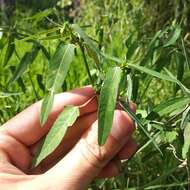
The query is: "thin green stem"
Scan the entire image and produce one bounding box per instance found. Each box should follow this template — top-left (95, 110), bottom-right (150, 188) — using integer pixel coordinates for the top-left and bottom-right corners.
top-left (79, 44), bottom-right (94, 86)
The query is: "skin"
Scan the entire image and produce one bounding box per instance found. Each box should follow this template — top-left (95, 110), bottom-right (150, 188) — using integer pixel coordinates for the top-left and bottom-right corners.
top-left (0, 86), bottom-right (137, 190)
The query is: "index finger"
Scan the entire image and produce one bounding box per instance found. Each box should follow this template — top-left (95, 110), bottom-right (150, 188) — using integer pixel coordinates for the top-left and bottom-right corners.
top-left (1, 86), bottom-right (97, 146)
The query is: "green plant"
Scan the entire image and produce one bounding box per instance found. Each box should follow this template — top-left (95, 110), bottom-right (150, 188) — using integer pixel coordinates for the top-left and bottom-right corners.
top-left (1, 1), bottom-right (190, 189)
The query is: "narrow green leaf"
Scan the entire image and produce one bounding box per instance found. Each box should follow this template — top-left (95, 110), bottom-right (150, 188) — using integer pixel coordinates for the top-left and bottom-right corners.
top-left (164, 67), bottom-right (190, 95)
top-left (46, 43), bottom-right (75, 92)
top-left (126, 74), bottom-right (133, 101)
top-left (164, 26), bottom-right (181, 47)
top-left (33, 106), bottom-right (80, 167)
top-left (98, 67), bottom-right (122, 145)
top-left (120, 101), bottom-right (163, 155)
top-left (181, 38), bottom-right (190, 70)
top-left (37, 74), bottom-right (45, 92)
top-left (10, 66), bottom-right (26, 92)
top-left (174, 52), bottom-right (185, 93)
top-left (24, 8), bottom-right (53, 23)
top-left (72, 24), bottom-right (101, 71)
top-left (147, 97), bottom-right (190, 120)
top-left (8, 46), bottom-right (39, 85)
top-left (132, 75), bottom-right (139, 101)
top-left (19, 27), bottom-right (60, 43)
top-left (40, 92), bottom-right (54, 126)
top-left (3, 37), bottom-right (15, 66)
top-left (128, 63), bottom-right (177, 83)
top-left (40, 44), bottom-right (51, 60)
top-left (182, 122), bottom-right (190, 159)
top-left (181, 106), bottom-right (190, 129)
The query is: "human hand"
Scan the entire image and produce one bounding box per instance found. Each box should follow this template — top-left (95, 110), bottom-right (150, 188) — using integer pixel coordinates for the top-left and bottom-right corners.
top-left (0, 86), bottom-right (137, 190)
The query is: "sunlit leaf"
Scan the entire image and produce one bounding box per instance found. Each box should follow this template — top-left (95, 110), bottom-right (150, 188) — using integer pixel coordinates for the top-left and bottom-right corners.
top-left (98, 67), bottom-right (122, 145)
top-left (147, 97), bottom-right (190, 120)
top-left (182, 122), bottom-right (190, 159)
top-left (181, 106), bottom-right (190, 129)
top-left (46, 43), bottom-right (75, 92)
top-left (9, 66), bottom-right (26, 92)
top-left (33, 106), bottom-right (80, 167)
top-left (128, 63), bottom-right (177, 83)
top-left (164, 26), bottom-right (181, 47)
top-left (40, 92), bottom-right (54, 126)
top-left (72, 24), bottom-right (101, 71)
top-left (8, 45), bottom-right (39, 85)
top-left (3, 36), bottom-right (15, 66)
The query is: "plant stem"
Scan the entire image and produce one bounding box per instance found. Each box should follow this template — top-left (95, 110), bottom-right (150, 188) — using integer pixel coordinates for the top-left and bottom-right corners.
top-left (79, 44), bottom-right (94, 86)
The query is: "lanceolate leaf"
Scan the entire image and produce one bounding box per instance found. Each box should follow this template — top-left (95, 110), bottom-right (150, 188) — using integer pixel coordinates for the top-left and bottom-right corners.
top-left (8, 45), bottom-right (39, 85)
top-left (3, 36), bottom-right (15, 66)
top-left (164, 25), bottom-right (181, 47)
top-left (40, 92), bottom-right (54, 126)
top-left (181, 106), bottom-right (190, 129)
top-left (40, 44), bottom-right (51, 60)
top-left (182, 122), bottom-right (190, 159)
top-left (128, 63), bottom-right (178, 83)
top-left (10, 66), bottom-right (26, 92)
top-left (98, 67), bottom-right (122, 145)
top-left (72, 24), bottom-right (101, 71)
top-left (147, 97), bottom-right (190, 120)
top-left (120, 101), bottom-right (162, 155)
top-left (46, 43), bottom-right (75, 92)
top-left (33, 106), bottom-right (80, 167)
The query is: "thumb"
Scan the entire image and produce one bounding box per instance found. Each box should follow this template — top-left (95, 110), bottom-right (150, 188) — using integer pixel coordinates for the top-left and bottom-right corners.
top-left (41, 110), bottom-right (135, 190)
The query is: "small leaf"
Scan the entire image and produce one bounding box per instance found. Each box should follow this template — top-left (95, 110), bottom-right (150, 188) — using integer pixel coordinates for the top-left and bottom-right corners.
top-left (128, 63), bottom-right (177, 83)
top-left (181, 38), bottom-right (190, 70)
top-left (98, 67), bottom-right (122, 145)
top-left (37, 74), bottom-right (45, 92)
top-left (40, 92), bottom-right (54, 126)
top-left (160, 131), bottom-right (178, 143)
top-left (126, 74), bottom-right (133, 101)
top-left (9, 66), bottom-right (26, 92)
top-left (40, 44), bottom-right (51, 60)
top-left (174, 52), bottom-right (185, 93)
top-left (72, 24), bottom-right (101, 71)
top-left (164, 67), bottom-right (190, 95)
top-left (181, 106), bottom-right (190, 129)
top-left (46, 43), bottom-right (75, 92)
top-left (132, 75), bottom-right (139, 101)
top-left (182, 122), bottom-right (190, 159)
top-left (3, 37), bottom-right (15, 66)
top-left (120, 101), bottom-right (163, 155)
top-left (147, 97), bottom-right (190, 120)
top-left (8, 45), bottom-right (39, 85)
top-left (164, 26), bottom-right (181, 47)
top-left (33, 106), bottom-right (80, 167)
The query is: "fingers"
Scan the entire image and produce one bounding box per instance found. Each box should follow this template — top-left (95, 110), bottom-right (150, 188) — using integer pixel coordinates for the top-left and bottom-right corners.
top-left (0, 133), bottom-right (32, 172)
top-left (30, 112), bottom-right (97, 172)
top-left (1, 86), bottom-right (97, 146)
top-left (96, 138), bottom-right (137, 179)
top-left (97, 157), bottom-right (121, 178)
top-left (43, 109), bottom-right (135, 190)
top-left (118, 138), bottom-right (138, 160)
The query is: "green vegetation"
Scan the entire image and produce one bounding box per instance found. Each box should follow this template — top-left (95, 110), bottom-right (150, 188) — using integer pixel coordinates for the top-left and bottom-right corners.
top-left (0, 0), bottom-right (190, 189)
